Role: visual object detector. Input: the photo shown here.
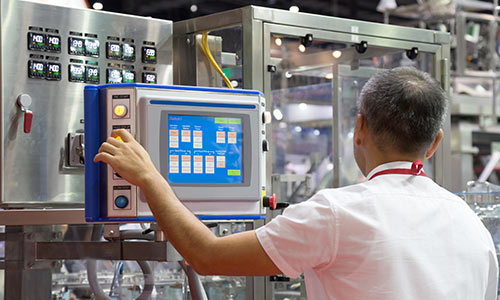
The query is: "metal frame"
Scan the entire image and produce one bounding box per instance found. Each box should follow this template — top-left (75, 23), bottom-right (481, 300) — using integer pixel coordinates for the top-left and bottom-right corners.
top-left (174, 5), bottom-right (452, 191)
top-left (174, 6), bottom-right (452, 299)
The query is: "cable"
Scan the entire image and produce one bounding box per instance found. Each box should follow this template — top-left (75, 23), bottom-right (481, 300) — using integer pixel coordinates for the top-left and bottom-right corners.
top-left (86, 226), bottom-right (155, 300)
top-left (179, 261), bottom-right (209, 300)
top-left (201, 32), bottom-right (233, 89)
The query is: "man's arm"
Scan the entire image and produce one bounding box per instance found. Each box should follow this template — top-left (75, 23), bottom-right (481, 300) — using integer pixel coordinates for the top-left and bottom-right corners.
top-left (94, 129), bottom-right (281, 276)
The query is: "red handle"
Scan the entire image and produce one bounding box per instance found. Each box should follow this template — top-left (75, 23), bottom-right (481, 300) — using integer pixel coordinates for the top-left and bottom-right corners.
top-left (24, 110), bottom-right (33, 134)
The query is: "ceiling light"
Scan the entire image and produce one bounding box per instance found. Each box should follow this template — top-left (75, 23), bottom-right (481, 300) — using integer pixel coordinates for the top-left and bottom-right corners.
top-left (294, 126), bottom-right (302, 133)
top-left (285, 71), bottom-right (293, 78)
top-left (273, 108), bottom-right (283, 121)
top-left (332, 50), bottom-right (342, 58)
top-left (298, 103), bottom-right (307, 110)
top-left (230, 80), bottom-right (238, 88)
top-left (275, 37), bottom-right (282, 46)
top-left (313, 129), bottom-right (320, 136)
top-left (190, 4), bottom-right (198, 12)
top-left (325, 73), bottom-right (334, 80)
top-left (298, 44), bottom-right (306, 53)
top-left (93, 2), bottom-right (103, 10)
top-left (289, 6), bottom-right (299, 13)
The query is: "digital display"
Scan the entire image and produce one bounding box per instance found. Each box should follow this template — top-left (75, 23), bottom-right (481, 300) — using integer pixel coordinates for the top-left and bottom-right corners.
top-left (107, 68), bottom-right (122, 83)
top-left (68, 37), bottom-right (85, 56)
top-left (28, 32), bottom-right (45, 51)
top-left (68, 64), bottom-right (85, 82)
top-left (28, 60), bottom-right (45, 79)
top-left (106, 42), bottom-right (122, 59)
top-left (142, 47), bottom-right (157, 64)
top-left (142, 72), bottom-right (157, 84)
top-left (85, 39), bottom-right (100, 57)
top-left (122, 70), bottom-right (135, 83)
top-left (46, 35), bottom-right (61, 53)
top-left (122, 43), bottom-right (135, 61)
top-left (167, 115), bottom-right (243, 184)
top-left (45, 62), bottom-right (61, 81)
top-left (85, 66), bottom-right (100, 84)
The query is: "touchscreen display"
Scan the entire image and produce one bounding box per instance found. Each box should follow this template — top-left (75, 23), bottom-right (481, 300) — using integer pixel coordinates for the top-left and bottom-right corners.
top-left (167, 115), bottom-right (243, 184)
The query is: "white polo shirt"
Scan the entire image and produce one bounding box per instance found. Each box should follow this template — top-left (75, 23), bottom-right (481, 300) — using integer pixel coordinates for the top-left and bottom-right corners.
top-left (256, 161), bottom-right (498, 299)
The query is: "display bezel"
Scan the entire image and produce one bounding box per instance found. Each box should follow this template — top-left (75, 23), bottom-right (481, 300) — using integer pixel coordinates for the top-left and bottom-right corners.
top-left (45, 62), bottom-right (61, 81)
top-left (106, 42), bottom-right (122, 60)
top-left (106, 68), bottom-right (123, 83)
top-left (85, 39), bottom-right (100, 57)
top-left (85, 66), bottom-right (100, 84)
top-left (141, 46), bottom-right (157, 64)
top-left (28, 60), bottom-right (45, 79)
top-left (46, 35), bottom-right (61, 53)
top-left (159, 111), bottom-right (251, 187)
top-left (27, 32), bottom-right (46, 51)
top-left (142, 72), bottom-right (157, 84)
top-left (68, 64), bottom-right (85, 82)
top-left (122, 43), bottom-right (136, 62)
top-left (68, 37), bottom-right (85, 56)
top-left (122, 70), bottom-right (136, 83)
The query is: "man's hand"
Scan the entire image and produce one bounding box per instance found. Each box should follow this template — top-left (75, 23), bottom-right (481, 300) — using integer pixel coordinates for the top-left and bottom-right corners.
top-left (94, 129), bottom-right (160, 188)
top-left (93, 129), bottom-right (281, 277)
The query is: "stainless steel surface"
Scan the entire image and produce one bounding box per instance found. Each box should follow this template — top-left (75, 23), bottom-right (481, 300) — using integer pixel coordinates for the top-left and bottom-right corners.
top-left (173, 34), bottom-right (223, 87)
top-left (0, 209), bottom-right (87, 225)
top-left (174, 6), bottom-right (450, 45)
top-left (35, 241), bottom-right (183, 261)
top-left (1, 0), bottom-right (173, 208)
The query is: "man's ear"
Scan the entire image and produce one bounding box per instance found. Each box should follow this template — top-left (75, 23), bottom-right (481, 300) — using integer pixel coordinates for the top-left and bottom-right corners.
top-left (354, 114), bottom-right (366, 146)
top-left (425, 129), bottom-right (443, 159)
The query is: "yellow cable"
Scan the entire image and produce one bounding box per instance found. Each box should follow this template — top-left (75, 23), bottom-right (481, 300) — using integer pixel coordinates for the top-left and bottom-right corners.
top-left (201, 32), bottom-right (233, 89)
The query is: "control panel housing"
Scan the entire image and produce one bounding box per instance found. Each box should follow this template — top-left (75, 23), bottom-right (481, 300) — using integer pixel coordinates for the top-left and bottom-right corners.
top-left (85, 84), bottom-right (267, 222)
top-left (0, 0), bottom-right (172, 208)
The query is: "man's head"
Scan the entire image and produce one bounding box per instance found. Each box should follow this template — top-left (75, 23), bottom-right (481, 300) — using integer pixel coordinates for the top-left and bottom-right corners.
top-left (354, 67), bottom-right (447, 174)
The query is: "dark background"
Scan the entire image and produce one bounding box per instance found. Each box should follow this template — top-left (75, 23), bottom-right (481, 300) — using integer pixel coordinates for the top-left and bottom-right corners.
top-left (86, 0), bottom-right (443, 24)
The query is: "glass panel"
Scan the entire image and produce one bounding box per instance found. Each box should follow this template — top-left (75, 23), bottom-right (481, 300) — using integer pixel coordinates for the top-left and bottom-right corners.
top-left (269, 33), bottom-right (436, 202)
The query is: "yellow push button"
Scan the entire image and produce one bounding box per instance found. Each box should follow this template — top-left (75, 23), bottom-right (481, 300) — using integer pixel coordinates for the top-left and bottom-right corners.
top-left (113, 104), bottom-right (128, 118)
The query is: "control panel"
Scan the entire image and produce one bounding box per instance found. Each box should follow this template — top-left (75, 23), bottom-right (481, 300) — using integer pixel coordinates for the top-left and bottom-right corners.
top-left (0, 0), bottom-right (172, 208)
top-left (26, 28), bottom-right (161, 85)
top-left (85, 84), bottom-right (269, 222)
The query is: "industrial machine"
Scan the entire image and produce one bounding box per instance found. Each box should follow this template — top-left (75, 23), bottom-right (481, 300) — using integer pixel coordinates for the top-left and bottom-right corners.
top-left (84, 84), bottom-right (269, 222)
top-left (0, 2), bottom-right (453, 300)
top-left (174, 6), bottom-right (452, 298)
top-left (0, 0), bottom-right (171, 209)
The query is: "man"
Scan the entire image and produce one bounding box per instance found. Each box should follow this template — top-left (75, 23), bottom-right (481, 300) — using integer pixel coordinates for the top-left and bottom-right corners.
top-left (95, 67), bottom-right (498, 299)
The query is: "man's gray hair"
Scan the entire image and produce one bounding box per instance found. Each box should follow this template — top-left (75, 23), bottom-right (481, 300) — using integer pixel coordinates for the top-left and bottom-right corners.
top-left (358, 67), bottom-right (447, 155)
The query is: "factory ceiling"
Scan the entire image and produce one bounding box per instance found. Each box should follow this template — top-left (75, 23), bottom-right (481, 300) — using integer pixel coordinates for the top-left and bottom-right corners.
top-left (87, 0), bottom-right (457, 24)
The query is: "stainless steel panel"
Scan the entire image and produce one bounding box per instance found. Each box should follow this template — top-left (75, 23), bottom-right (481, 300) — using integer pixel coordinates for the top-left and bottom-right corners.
top-left (1, 0), bottom-right (173, 207)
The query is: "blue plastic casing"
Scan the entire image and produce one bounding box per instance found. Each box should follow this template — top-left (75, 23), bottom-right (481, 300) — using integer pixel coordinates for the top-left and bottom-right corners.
top-left (84, 83), bottom-right (265, 222)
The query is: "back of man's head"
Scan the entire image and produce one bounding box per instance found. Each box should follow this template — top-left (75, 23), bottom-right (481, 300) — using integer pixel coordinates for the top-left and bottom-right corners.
top-left (358, 67), bottom-right (447, 156)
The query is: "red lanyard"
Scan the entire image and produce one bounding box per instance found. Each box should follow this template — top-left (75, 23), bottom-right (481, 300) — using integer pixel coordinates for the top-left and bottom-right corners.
top-left (368, 160), bottom-right (427, 181)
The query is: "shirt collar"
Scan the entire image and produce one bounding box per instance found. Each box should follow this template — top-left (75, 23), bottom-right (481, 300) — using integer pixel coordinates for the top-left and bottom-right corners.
top-left (366, 161), bottom-right (417, 181)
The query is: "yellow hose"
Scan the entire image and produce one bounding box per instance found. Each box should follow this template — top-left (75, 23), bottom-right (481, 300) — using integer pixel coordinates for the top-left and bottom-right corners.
top-left (201, 32), bottom-right (233, 89)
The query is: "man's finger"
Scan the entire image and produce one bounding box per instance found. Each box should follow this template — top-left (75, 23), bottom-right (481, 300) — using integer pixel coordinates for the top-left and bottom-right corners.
top-left (94, 152), bottom-right (115, 164)
top-left (99, 142), bottom-right (118, 155)
top-left (111, 129), bottom-right (133, 142)
top-left (106, 136), bottom-right (123, 147)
